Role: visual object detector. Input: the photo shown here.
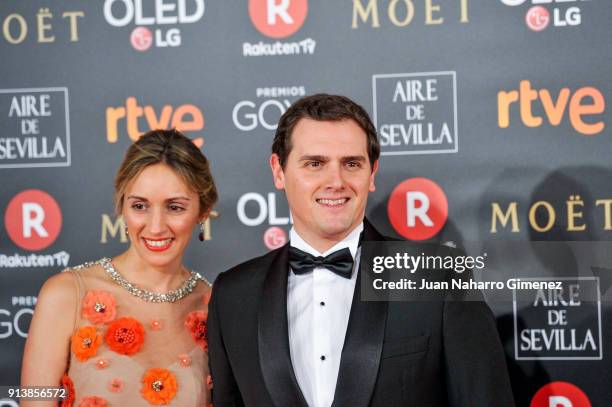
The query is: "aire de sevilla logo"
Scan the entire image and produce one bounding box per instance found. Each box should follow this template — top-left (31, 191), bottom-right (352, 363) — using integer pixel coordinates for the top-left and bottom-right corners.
top-left (387, 177), bottom-right (448, 240)
top-left (4, 189), bottom-right (62, 251)
top-left (249, 0), bottom-right (308, 39)
top-left (531, 382), bottom-right (591, 407)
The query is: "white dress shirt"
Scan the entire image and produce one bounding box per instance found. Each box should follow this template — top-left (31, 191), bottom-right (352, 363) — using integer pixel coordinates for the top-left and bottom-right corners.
top-left (287, 223), bottom-right (363, 407)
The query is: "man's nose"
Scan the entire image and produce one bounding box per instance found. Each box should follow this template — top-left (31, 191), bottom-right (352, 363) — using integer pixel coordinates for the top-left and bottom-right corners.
top-left (325, 163), bottom-right (346, 190)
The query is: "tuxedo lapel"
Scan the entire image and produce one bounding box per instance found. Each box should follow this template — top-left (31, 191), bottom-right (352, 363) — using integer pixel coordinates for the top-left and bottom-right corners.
top-left (332, 219), bottom-right (388, 407)
top-left (258, 244), bottom-right (308, 407)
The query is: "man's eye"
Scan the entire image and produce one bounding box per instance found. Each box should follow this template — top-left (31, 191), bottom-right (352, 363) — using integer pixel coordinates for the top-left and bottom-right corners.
top-left (347, 161), bottom-right (361, 168)
top-left (306, 161), bottom-right (321, 168)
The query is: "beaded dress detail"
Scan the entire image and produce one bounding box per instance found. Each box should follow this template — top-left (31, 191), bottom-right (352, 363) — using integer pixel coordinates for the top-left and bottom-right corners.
top-left (62, 259), bottom-right (211, 407)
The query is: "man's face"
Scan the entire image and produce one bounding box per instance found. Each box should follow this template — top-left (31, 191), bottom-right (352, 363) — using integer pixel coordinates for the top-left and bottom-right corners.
top-left (270, 118), bottom-right (378, 251)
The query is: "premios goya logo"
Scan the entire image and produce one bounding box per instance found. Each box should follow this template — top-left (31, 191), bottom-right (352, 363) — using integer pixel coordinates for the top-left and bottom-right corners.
top-left (105, 96), bottom-right (205, 147)
top-left (499, 0), bottom-right (589, 32)
top-left (1, 7), bottom-right (84, 45)
top-left (0, 296), bottom-right (36, 340)
top-left (103, 0), bottom-right (205, 51)
top-left (244, 0), bottom-right (315, 57)
top-left (497, 80), bottom-right (605, 136)
top-left (352, 0), bottom-right (469, 29)
top-left (373, 72), bottom-right (458, 156)
top-left (2, 189), bottom-right (70, 269)
top-left (514, 277), bottom-right (602, 360)
top-left (0, 88), bottom-right (70, 169)
top-left (232, 86), bottom-right (306, 131)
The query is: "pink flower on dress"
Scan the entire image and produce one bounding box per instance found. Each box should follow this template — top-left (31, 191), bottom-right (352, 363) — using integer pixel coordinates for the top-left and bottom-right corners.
top-left (108, 378), bottom-right (124, 393)
top-left (184, 310), bottom-right (208, 350)
top-left (82, 290), bottom-right (117, 325)
top-left (78, 396), bottom-right (107, 407)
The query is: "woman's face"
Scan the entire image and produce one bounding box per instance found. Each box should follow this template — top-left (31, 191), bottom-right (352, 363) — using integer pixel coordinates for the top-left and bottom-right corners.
top-left (122, 163), bottom-right (201, 269)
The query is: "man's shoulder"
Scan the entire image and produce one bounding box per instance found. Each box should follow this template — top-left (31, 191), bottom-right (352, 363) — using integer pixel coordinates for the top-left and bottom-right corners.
top-left (214, 245), bottom-right (286, 289)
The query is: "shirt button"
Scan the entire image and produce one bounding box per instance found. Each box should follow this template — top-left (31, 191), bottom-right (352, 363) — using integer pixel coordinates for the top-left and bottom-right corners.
top-left (320, 301), bottom-right (325, 306)
top-left (320, 355), bottom-right (326, 361)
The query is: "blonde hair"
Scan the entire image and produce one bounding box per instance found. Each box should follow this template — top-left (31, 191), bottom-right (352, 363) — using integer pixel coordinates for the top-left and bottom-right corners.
top-left (114, 129), bottom-right (218, 217)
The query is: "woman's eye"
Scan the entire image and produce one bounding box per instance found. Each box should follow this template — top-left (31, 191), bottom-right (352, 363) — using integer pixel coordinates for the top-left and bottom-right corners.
top-left (131, 203), bottom-right (146, 210)
top-left (169, 204), bottom-right (185, 212)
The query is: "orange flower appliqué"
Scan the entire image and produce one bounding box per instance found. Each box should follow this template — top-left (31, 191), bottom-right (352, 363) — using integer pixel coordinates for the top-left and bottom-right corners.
top-left (71, 326), bottom-right (102, 362)
top-left (105, 317), bottom-right (145, 355)
top-left (81, 290), bottom-right (117, 325)
top-left (184, 310), bottom-right (208, 350)
top-left (141, 368), bottom-right (178, 405)
top-left (78, 396), bottom-right (107, 407)
top-left (60, 373), bottom-right (75, 407)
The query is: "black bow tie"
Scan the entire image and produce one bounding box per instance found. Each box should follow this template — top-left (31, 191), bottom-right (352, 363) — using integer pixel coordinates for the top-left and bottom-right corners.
top-left (288, 246), bottom-right (354, 279)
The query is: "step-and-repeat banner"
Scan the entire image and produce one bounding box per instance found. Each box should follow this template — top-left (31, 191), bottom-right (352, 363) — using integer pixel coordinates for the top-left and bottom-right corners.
top-left (1, 1), bottom-right (610, 405)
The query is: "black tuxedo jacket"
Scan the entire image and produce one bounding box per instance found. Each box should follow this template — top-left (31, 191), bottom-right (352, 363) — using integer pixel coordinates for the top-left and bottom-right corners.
top-left (208, 220), bottom-right (515, 406)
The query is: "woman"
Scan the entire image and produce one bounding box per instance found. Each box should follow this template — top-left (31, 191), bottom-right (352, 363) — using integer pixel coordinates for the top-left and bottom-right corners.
top-left (21, 129), bottom-right (217, 406)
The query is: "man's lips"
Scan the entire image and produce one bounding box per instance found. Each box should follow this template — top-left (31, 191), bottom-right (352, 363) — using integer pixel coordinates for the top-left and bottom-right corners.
top-left (316, 198), bottom-right (349, 207)
top-left (143, 238), bottom-right (173, 251)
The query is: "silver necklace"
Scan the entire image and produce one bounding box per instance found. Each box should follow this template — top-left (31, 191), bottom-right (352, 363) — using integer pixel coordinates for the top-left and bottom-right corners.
top-left (99, 257), bottom-right (205, 303)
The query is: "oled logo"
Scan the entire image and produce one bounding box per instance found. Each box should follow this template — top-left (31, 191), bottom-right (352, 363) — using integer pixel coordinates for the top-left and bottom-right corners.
top-left (232, 86), bottom-right (306, 131)
top-left (514, 277), bottom-right (602, 360)
top-left (499, 0), bottom-right (588, 31)
top-left (387, 178), bottom-right (448, 240)
top-left (0, 88), bottom-right (71, 168)
top-left (236, 192), bottom-right (291, 249)
top-left (531, 382), bottom-right (591, 407)
top-left (105, 96), bottom-right (204, 147)
top-left (4, 190), bottom-right (62, 251)
top-left (243, 0), bottom-right (315, 57)
top-left (103, 0), bottom-right (205, 51)
top-left (373, 72), bottom-right (458, 156)
top-left (498, 80), bottom-right (605, 136)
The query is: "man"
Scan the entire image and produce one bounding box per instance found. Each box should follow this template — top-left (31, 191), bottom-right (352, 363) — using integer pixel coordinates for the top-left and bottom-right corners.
top-left (208, 94), bottom-right (515, 406)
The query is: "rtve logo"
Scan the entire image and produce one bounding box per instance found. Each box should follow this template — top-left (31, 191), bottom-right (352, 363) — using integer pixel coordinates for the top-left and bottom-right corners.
top-left (497, 80), bottom-right (605, 136)
top-left (530, 381), bottom-right (591, 407)
top-left (105, 97), bottom-right (204, 147)
top-left (248, 0), bottom-right (308, 38)
top-left (4, 189), bottom-right (62, 251)
top-left (387, 177), bottom-right (448, 240)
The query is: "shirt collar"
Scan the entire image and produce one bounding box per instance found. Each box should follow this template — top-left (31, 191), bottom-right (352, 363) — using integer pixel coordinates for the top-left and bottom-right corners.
top-left (289, 222), bottom-right (364, 260)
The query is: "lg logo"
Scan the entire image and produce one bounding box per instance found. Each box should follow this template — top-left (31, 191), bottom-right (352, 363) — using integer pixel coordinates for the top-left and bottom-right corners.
top-left (531, 382), bottom-right (591, 407)
top-left (387, 177), bottom-right (448, 240)
top-left (249, 0), bottom-right (308, 38)
top-left (4, 190), bottom-right (62, 251)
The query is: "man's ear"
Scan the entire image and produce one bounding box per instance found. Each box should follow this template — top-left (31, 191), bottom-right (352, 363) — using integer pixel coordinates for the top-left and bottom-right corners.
top-left (369, 160), bottom-right (379, 192)
top-left (270, 154), bottom-right (286, 190)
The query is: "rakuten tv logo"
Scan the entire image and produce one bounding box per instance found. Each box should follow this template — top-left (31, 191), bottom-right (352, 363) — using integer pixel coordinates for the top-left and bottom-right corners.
top-left (249, 0), bottom-right (308, 39)
top-left (4, 190), bottom-right (62, 251)
top-left (244, 0), bottom-right (314, 57)
top-left (531, 381), bottom-right (591, 407)
top-left (105, 97), bottom-right (204, 147)
top-left (387, 177), bottom-right (448, 240)
top-left (497, 80), bottom-right (605, 136)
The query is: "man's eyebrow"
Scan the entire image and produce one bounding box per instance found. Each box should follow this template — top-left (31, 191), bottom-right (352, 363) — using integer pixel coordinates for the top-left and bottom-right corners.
top-left (298, 155), bottom-right (329, 162)
top-left (341, 156), bottom-right (366, 162)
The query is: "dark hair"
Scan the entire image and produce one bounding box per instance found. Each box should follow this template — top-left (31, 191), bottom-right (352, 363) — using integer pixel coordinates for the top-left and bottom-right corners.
top-left (114, 129), bottom-right (218, 217)
top-left (272, 93), bottom-right (380, 169)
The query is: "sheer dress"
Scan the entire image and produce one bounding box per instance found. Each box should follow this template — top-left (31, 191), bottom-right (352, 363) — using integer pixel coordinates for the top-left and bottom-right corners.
top-left (61, 259), bottom-right (211, 407)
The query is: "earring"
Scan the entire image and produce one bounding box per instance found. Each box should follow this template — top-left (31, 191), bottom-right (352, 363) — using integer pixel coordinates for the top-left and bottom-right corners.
top-left (124, 226), bottom-right (129, 236)
top-left (198, 222), bottom-right (205, 242)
